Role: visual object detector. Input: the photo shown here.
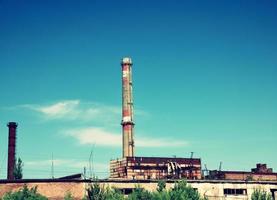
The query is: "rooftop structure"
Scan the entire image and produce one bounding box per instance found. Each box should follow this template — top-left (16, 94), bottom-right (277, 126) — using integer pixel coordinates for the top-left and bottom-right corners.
top-left (110, 156), bottom-right (202, 180)
top-left (208, 163), bottom-right (277, 181)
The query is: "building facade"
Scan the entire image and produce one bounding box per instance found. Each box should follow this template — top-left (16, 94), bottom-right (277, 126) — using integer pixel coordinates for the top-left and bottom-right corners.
top-left (208, 164), bottom-right (277, 181)
top-left (110, 156), bottom-right (202, 180)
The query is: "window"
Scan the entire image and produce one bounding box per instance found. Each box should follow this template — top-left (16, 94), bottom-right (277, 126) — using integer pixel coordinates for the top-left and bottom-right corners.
top-left (224, 188), bottom-right (247, 195)
top-left (119, 188), bottom-right (133, 195)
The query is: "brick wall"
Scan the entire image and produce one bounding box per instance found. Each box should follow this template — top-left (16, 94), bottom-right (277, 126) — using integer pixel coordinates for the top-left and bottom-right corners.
top-left (0, 182), bottom-right (85, 200)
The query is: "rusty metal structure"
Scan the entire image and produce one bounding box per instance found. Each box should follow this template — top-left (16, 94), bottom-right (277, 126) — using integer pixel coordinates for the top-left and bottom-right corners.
top-left (207, 163), bottom-right (277, 181)
top-left (7, 122), bottom-right (17, 180)
top-left (110, 156), bottom-right (202, 180)
top-left (121, 57), bottom-right (134, 158)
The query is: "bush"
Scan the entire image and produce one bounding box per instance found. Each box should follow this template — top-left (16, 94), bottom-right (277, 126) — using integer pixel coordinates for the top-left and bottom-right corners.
top-left (14, 158), bottom-right (23, 180)
top-left (126, 180), bottom-right (206, 200)
top-left (86, 182), bottom-right (124, 200)
top-left (251, 188), bottom-right (272, 200)
top-left (84, 179), bottom-right (206, 200)
top-left (169, 180), bottom-right (205, 200)
top-left (2, 185), bottom-right (47, 200)
top-left (127, 185), bottom-right (152, 200)
top-left (64, 192), bottom-right (74, 200)
top-left (157, 180), bottom-right (166, 192)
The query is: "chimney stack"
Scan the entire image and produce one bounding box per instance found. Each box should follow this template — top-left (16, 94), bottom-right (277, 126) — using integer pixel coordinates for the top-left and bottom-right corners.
top-left (121, 57), bottom-right (135, 157)
top-left (7, 122), bottom-right (17, 180)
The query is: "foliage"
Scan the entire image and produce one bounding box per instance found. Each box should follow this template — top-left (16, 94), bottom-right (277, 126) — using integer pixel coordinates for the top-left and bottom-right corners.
top-left (246, 175), bottom-right (254, 181)
top-left (127, 180), bottom-right (206, 200)
top-left (86, 182), bottom-right (124, 200)
top-left (127, 185), bottom-right (152, 200)
top-left (64, 192), bottom-right (74, 200)
top-left (157, 180), bottom-right (166, 192)
top-left (104, 187), bottom-right (124, 200)
top-left (2, 185), bottom-right (48, 200)
top-left (170, 180), bottom-right (205, 200)
top-left (251, 188), bottom-right (272, 200)
top-left (86, 182), bottom-right (105, 200)
top-left (84, 179), bottom-right (206, 200)
top-left (14, 158), bottom-right (23, 180)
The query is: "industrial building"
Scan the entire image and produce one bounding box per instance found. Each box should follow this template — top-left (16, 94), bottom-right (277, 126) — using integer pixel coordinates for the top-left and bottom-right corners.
top-left (208, 164), bottom-right (277, 181)
top-left (0, 179), bottom-right (277, 200)
top-left (109, 57), bottom-right (202, 180)
top-left (110, 156), bottom-right (202, 180)
top-left (0, 57), bottom-right (276, 199)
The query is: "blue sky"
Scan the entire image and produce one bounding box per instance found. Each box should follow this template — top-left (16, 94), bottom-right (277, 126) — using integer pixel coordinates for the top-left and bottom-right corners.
top-left (0, 0), bottom-right (276, 179)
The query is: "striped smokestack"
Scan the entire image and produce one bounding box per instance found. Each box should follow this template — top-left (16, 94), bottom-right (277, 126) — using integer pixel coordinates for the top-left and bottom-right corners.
top-left (121, 57), bottom-right (134, 157)
top-left (7, 122), bottom-right (17, 180)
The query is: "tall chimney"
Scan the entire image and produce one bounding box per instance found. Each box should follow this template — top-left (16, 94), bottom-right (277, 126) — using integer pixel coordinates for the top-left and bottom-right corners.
top-left (121, 57), bottom-right (134, 157)
top-left (7, 122), bottom-right (17, 180)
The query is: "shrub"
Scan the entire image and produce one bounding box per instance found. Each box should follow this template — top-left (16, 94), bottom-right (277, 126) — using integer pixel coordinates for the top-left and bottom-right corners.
top-left (86, 182), bottom-right (124, 200)
top-left (251, 188), bottom-right (272, 200)
top-left (64, 192), bottom-right (74, 200)
top-left (169, 180), bottom-right (204, 200)
top-left (84, 179), bottom-right (206, 200)
top-left (157, 180), bottom-right (166, 192)
top-left (2, 185), bottom-right (47, 200)
top-left (127, 185), bottom-right (152, 200)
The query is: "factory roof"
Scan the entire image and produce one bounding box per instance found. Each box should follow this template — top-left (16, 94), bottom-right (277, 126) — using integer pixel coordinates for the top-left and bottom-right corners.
top-left (112, 156), bottom-right (201, 165)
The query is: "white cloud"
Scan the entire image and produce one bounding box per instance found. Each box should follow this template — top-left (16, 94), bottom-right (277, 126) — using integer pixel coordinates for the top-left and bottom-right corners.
top-left (64, 127), bottom-right (121, 146)
top-left (34, 100), bottom-right (80, 119)
top-left (64, 127), bottom-right (187, 148)
top-left (21, 100), bottom-right (121, 122)
top-left (39, 100), bottom-right (79, 115)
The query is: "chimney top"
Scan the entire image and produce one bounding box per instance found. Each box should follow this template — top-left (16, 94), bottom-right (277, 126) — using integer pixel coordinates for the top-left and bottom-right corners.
top-left (7, 122), bottom-right (17, 127)
top-left (121, 57), bottom-right (132, 65)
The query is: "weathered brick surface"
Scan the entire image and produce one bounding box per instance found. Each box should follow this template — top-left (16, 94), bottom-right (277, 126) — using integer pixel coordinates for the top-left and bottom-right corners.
top-left (0, 182), bottom-right (85, 200)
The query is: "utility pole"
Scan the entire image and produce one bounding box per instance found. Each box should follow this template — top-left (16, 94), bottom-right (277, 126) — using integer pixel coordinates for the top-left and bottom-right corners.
top-left (84, 167), bottom-right (86, 180)
top-left (89, 144), bottom-right (95, 179)
top-left (219, 161), bottom-right (222, 171)
top-left (51, 153), bottom-right (54, 179)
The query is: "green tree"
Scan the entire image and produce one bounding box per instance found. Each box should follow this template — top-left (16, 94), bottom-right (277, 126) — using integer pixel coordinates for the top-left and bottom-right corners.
top-left (85, 182), bottom-right (124, 200)
top-left (251, 189), bottom-right (272, 200)
top-left (127, 185), bottom-right (152, 200)
top-left (2, 185), bottom-right (48, 200)
top-left (14, 157), bottom-right (23, 180)
top-left (86, 182), bottom-right (105, 200)
top-left (169, 180), bottom-right (206, 200)
top-left (157, 180), bottom-right (166, 192)
top-left (64, 192), bottom-right (74, 200)
top-left (104, 187), bottom-right (124, 200)
top-left (85, 179), bottom-right (207, 200)
top-left (152, 190), bottom-right (170, 200)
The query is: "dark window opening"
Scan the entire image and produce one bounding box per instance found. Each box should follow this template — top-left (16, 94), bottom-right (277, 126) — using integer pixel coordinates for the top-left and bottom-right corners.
top-left (119, 188), bottom-right (133, 195)
top-left (224, 188), bottom-right (247, 195)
